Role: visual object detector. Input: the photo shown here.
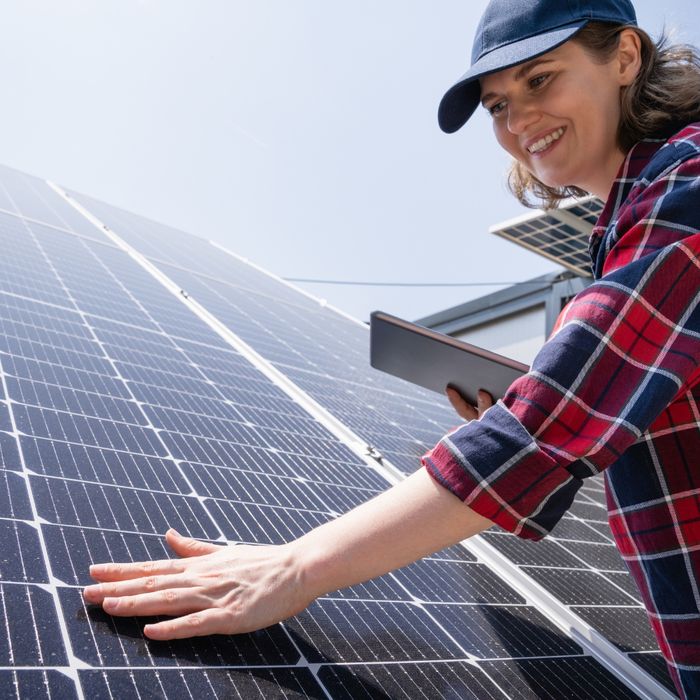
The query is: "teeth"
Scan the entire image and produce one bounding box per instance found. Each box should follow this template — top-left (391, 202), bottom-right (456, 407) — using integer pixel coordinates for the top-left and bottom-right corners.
top-left (528, 127), bottom-right (565, 154)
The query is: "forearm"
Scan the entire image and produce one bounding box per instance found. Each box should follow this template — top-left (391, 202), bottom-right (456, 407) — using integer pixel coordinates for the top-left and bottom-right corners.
top-left (292, 467), bottom-right (492, 598)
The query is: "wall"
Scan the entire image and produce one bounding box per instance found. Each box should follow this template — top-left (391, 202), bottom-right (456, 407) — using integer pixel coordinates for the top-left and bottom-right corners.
top-left (453, 304), bottom-right (546, 365)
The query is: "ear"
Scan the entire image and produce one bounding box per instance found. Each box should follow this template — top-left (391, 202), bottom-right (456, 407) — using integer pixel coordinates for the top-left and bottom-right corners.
top-left (616, 28), bottom-right (643, 86)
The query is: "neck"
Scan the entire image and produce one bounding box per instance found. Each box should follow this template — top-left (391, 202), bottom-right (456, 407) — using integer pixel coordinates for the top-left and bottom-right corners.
top-left (585, 149), bottom-right (627, 202)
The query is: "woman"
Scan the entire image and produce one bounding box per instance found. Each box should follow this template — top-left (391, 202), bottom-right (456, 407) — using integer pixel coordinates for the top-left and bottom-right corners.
top-left (84, 0), bottom-right (700, 696)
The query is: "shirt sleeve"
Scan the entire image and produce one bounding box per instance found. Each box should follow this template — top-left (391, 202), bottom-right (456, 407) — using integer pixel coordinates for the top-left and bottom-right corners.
top-left (423, 157), bottom-right (700, 541)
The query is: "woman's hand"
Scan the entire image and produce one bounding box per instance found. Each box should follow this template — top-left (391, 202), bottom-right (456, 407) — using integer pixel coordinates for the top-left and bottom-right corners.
top-left (83, 470), bottom-right (492, 641)
top-left (446, 386), bottom-right (493, 422)
top-left (83, 529), bottom-right (312, 640)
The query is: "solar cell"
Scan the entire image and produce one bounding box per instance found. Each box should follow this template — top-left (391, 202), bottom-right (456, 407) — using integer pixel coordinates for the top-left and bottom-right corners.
top-left (0, 671), bottom-right (78, 700)
top-left (0, 520), bottom-right (48, 583)
top-left (518, 567), bottom-right (639, 605)
top-left (571, 605), bottom-right (661, 651)
top-left (0, 584), bottom-right (68, 666)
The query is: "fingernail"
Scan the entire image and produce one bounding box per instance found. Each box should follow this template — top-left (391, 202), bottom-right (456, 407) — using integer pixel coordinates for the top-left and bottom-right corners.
top-left (83, 585), bottom-right (98, 601)
top-left (103, 597), bottom-right (117, 610)
top-left (168, 528), bottom-right (181, 537)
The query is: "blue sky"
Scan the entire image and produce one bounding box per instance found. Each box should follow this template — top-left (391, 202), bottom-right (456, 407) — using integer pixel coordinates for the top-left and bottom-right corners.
top-left (2, 1), bottom-right (698, 322)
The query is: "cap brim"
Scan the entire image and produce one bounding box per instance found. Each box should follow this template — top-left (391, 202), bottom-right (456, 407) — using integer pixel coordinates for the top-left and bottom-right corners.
top-left (438, 21), bottom-right (586, 133)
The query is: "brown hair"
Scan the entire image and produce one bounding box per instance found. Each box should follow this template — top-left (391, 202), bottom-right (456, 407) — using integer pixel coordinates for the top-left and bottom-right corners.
top-left (508, 22), bottom-right (700, 209)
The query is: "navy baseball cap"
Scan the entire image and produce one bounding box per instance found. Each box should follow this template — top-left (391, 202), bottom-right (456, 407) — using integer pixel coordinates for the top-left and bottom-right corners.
top-left (438, 0), bottom-right (637, 133)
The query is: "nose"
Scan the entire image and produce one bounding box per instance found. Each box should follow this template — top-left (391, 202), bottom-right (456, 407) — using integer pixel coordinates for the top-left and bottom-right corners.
top-left (506, 98), bottom-right (538, 135)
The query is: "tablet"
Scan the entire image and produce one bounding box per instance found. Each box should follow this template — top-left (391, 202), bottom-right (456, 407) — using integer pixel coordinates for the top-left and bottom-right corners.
top-left (369, 311), bottom-right (529, 405)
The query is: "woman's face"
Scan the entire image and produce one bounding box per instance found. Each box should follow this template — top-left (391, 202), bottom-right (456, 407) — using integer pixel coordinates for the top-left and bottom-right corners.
top-left (479, 32), bottom-right (639, 200)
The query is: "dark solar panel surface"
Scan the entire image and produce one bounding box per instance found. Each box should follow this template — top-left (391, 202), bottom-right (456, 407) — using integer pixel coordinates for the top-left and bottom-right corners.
top-left (65, 185), bottom-right (678, 696)
top-left (0, 168), bottom-right (667, 698)
top-left (481, 475), bottom-right (676, 693)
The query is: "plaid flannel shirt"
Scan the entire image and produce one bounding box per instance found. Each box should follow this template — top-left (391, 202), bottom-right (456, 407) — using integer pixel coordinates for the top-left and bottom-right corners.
top-left (423, 122), bottom-right (700, 698)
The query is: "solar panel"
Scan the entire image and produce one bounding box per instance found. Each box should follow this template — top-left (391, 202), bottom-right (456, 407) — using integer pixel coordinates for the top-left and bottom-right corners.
top-left (0, 165), bottom-right (675, 698)
top-left (62, 182), bottom-right (678, 697)
top-left (490, 196), bottom-right (605, 277)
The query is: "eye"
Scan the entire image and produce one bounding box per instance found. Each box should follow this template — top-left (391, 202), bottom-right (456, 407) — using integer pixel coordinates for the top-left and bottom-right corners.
top-left (529, 73), bottom-right (550, 90)
top-left (486, 100), bottom-right (506, 117)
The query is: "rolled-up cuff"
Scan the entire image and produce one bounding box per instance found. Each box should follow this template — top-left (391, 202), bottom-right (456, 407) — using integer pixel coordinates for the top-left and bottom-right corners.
top-left (422, 403), bottom-right (582, 540)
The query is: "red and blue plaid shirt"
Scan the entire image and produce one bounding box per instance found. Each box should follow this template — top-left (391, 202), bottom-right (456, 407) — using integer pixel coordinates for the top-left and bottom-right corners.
top-left (423, 123), bottom-right (700, 698)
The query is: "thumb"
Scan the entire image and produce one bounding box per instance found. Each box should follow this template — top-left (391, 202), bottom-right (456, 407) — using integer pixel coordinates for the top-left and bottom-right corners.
top-left (165, 528), bottom-right (222, 558)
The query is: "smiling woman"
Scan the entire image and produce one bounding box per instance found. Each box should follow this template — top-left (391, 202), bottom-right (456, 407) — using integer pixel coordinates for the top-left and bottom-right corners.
top-left (480, 36), bottom-right (638, 199)
top-left (503, 21), bottom-right (700, 207)
top-left (85, 1), bottom-right (700, 698)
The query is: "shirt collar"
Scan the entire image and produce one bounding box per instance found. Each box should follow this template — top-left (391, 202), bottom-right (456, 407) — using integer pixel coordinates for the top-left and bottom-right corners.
top-left (588, 137), bottom-right (668, 272)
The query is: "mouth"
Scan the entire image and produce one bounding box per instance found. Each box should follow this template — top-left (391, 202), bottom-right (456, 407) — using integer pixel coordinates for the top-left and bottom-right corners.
top-left (526, 127), bottom-right (565, 155)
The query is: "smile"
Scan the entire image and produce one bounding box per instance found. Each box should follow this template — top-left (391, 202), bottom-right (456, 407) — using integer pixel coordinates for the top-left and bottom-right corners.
top-left (527, 127), bottom-right (565, 154)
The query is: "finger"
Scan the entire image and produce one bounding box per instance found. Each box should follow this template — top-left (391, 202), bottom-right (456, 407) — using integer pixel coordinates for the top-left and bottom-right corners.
top-left (144, 607), bottom-right (234, 640)
top-left (89, 556), bottom-right (184, 583)
top-left (101, 587), bottom-right (208, 618)
top-left (166, 528), bottom-right (222, 558)
top-left (83, 572), bottom-right (192, 604)
top-left (446, 386), bottom-right (478, 421)
top-left (476, 389), bottom-right (494, 417)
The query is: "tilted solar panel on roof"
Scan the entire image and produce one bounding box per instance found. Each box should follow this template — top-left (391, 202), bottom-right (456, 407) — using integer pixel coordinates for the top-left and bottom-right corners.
top-left (0, 165), bottom-right (675, 698)
top-left (490, 196), bottom-right (605, 277)
top-left (59, 184), bottom-right (674, 689)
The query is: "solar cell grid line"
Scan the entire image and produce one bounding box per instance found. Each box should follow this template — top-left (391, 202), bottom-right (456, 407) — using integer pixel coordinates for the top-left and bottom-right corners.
top-left (47, 179), bottom-right (680, 696)
top-left (0, 214), bottom-right (74, 308)
top-left (477, 656), bottom-right (643, 700)
top-left (315, 659), bottom-right (640, 700)
top-left (49, 205), bottom-right (440, 416)
top-left (56, 193), bottom-right (410, 482)
top-left (630, 653), bottom-right (682, 696)
top-left (115, 276), bottom-right (454, 470)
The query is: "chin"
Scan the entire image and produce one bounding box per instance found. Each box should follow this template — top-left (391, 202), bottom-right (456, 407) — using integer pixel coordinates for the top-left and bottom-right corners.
top-left (534, 171), bottom-right (574, 190)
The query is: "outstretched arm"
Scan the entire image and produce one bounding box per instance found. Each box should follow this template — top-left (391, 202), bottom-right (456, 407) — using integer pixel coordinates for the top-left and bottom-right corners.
top-left (83, 467), bottom-right (491, 640)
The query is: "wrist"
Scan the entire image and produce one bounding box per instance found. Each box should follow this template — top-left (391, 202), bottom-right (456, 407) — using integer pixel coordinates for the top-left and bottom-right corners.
top-left (284, 533), bottom-right (337, 602)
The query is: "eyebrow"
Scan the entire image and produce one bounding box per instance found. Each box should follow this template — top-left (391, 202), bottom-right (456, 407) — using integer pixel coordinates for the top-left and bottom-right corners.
top-left (480, 58), bottom-right (555, 106)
